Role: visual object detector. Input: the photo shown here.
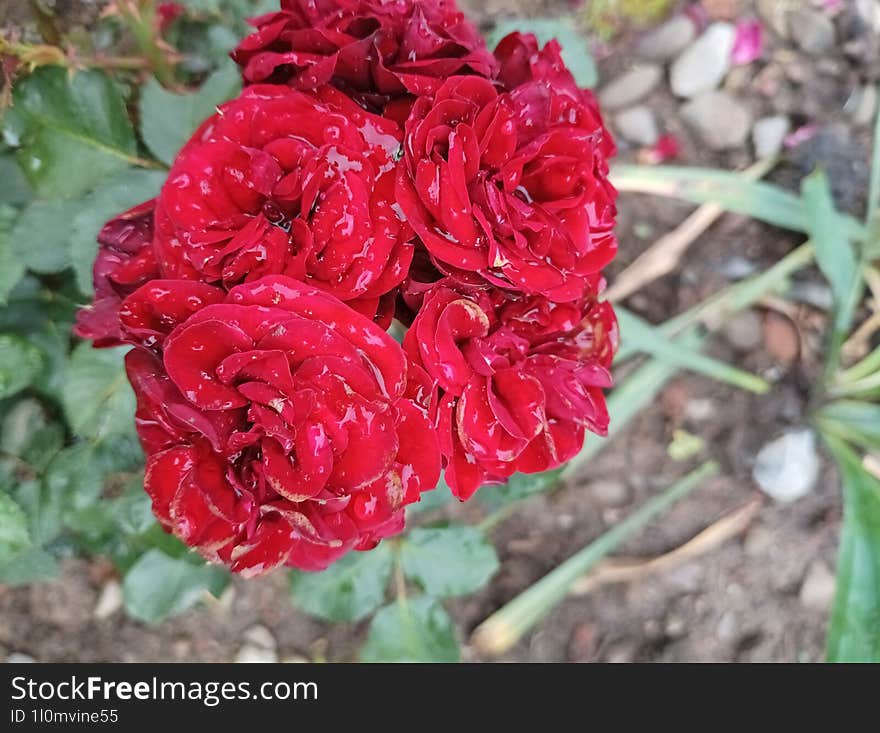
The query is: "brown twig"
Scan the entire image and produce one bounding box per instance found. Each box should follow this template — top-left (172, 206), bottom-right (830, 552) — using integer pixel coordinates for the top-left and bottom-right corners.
top-left (569, 497), bottom-right (763, 596)
top-left (606, 158), bottom-right (777, 304)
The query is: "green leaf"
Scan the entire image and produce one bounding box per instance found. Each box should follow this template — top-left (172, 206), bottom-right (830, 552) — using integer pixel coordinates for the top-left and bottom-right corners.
top-left (140, 61), bottom-right (242, 165)
top-left (67, 474), bottom-right (151, 544)
top-left (0, 155), bottom-right (35, 206)
top-left (802, 169), bottom-right (861, 333)
top-left (43, 444), bottom-right (105, 512)
top-left (70, 168), bottom-right (166, 294)
top-left (0, 205), bottom-right (25, 304)
top-left (0, 491), bottom-right (31, 564)
top-left (617, 308), bottom-right (770, 393)
top-left (401, 526), bottom-right (499, 598)
top-left (9, 198), bottom-right (81, 274)
top-left (479, 469), bottom-right (563, 510)
top-left (0, 278), bottom-right (77, 396)
top-left (361, 597), bottom-right (460, 662)
top-left (62, 343), bottom-right (136, 441)
top-left (0, 334), bottom-right (44, 399)
top-left (823, 435), bottom-right (880, 662)
top-left (4, 67), bottom-right (140, 198)
top-left (486, 17), bottom-right (597, 88)
top-left (0, 398), bottom-right (64, 472)
top-left (289, 543), bottom-right (392, 622)
top-left (122, 549), bottom-right (228, 624)
top-left (0, 547), bottom-right (58, 585)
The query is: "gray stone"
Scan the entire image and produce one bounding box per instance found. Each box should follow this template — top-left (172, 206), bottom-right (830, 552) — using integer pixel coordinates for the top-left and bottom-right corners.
top-left (614, 106), bottom-right (659, 146)
top-left (789, 9), bottom-right (836, 56)
top-left (716, 255), bottom-right (758, 280)
top-left (7, 652), bottom-right (35, 663)
top-left (685, 398), bottom-right (716, 422)
top-left (752, 115), bottom-right (791, 158)
top-left (723, 310), bottom-right (763, 351)
top-left (243, 624), bottom-right (277, 650)
top-left (234, 644), bottom-right (278, 663)
top-left (753, 429), bottom-right (820, 503)
top-left (605, 640), bottom-right (638, 663)
top-left (789, 281), bottom-right (834, 311)
top-left (848, 85), bottom-right (878, 127)
top-left (757, 0), bottom-right (794, 38)
top-left (799, 561), bottom-right (836, 611)
top-left (93, 580), bottom-right (123, 620)
top-left (598, 64), bottom-right (663, 111)
top-left (680, 91), bottom-right (752, 150)
top-left (590, 478), bottom-right (629, 507)
top-left (856, 0), bottom-right (880, 32)
top-left (636, 15), bottom-right (697, 61)
top-left (670, 23), bottom-right (736, 98)
top-left (282, 654), bottom-right (310, 663)
top-left (716, 611), bottom-right (738, 640)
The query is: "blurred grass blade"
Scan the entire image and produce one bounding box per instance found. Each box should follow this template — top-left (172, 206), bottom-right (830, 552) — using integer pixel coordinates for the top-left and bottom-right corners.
top-left (867, 84), bottom-right (880, 232)
top-left (802, 171), bottom-right (861, 352)
top-left (566, 330), bottom-right (705, 476)
top-left (816, 401), bottom-right (880, 453)
top-left (615, 243), bottom-right (815, 363)
top-left (837, 345), bottom-right (880, 386)
top-left (617, 309), bottom-right (770, 393)
top-left (822, 434), bottom-right (880, 662)
top-left (472, 460), bottom-right (720, 656)
top-left (612, 165), bottom-right (866, 240)
top-left (612, 163), bottom-right (806, 231)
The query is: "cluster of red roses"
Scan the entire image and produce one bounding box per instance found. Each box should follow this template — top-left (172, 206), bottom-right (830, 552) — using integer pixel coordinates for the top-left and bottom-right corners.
top-left (75, 0), bottom-right (619, 575)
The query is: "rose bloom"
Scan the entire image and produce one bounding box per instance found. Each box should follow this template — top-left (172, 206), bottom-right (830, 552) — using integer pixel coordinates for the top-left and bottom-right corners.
top-left (404, 279), bottom-right (617, 499)
top-left (396, 33), bottom-right (617, 303)
top-left (231, 0), bottom-right (496, 108)
top-left (153, 83), bottom-right (410, 327)
top-left (74, 200), bottom-right (159, 347)
top-left (123, 275), bottom-right (441, 574)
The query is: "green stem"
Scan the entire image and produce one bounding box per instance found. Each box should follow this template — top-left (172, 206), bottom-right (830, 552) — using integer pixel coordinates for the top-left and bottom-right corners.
top-left (117, 0), bottom-right (176, 87)
top-left (27, 0), bottom-right (62, 46)
top-left (472, 460), bottom-right (720, 656)
top-left (392, 540), bottom-right (408, 609)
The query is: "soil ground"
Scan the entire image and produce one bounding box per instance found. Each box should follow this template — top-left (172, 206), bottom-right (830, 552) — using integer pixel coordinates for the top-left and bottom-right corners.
top-left (1, 0), bottom-right (875, 662)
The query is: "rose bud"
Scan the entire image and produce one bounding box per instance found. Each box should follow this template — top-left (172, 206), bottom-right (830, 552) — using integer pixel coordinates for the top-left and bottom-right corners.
top-left (74, 200), bottom-right (160, 347)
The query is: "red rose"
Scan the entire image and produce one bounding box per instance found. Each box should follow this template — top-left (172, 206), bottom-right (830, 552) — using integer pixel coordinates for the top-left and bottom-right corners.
top-left (157, 2), bottom-right (185, 33)
top-left (231, 0), bottom-right (496, 108)
top-left (126, 275), bottom-right (441, 574)
top-left (404, 280), bottom-right (616, 499)
top-left (74, 200), bottom-right (159, 347)
top-left (396, 71), bottom-right (617, 303)
top-left (153, 84), bottom-right (410, 327)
